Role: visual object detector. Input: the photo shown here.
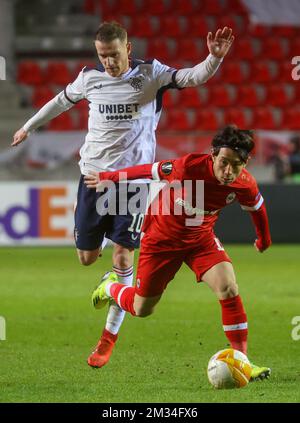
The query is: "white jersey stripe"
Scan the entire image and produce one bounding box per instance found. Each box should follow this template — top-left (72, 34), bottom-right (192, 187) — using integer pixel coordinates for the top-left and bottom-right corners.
top-left (223, 322), bottom-right (248, 331)
top-left (240, 195), bottom-right (264, 211)
top-left (117, 286), bottom-right (130, 308)
top-left (151, 162), bottom-right (160, 180)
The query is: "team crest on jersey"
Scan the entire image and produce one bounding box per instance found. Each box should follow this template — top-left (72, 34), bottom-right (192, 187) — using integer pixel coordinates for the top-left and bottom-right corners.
top-left (129, 76), bottom-right (144, 91)
top-left (161, 162), bottom-right (173, 175)
top-left (136, 278), bottom-right (141, 288)
top-left (226, 192), bottom-right (236, 204)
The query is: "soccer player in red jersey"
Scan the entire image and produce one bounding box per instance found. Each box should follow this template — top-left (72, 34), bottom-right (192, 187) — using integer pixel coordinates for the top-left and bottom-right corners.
top-left (84, 126), bottom-right (272, 380)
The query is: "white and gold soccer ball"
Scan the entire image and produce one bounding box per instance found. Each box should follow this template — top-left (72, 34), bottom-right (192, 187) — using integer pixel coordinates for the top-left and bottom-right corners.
top-left (207, 348), bottom-right (252, 389)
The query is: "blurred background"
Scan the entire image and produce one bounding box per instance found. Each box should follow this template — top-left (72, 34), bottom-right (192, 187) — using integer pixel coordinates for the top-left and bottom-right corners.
top-left (0, 0), bottom-right (300, 246)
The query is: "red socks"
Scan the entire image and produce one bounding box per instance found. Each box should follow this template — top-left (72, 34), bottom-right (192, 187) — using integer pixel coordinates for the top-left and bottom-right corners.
top-left (219, 295), bottom-right (248, 355)
top-left (102, 328), bottom-right (118, 343)
top-left (110, 283), bottom-right (136, 316)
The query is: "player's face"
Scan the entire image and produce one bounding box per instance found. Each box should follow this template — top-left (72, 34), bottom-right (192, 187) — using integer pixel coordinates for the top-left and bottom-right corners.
top-left (212, 148), bottom-right (247, 185)
top-left (95, 39), bottom-right (131, 77)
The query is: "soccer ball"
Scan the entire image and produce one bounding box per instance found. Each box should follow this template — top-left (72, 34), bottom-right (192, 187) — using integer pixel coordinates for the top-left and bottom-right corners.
top-left (207, 348), bottom-right (252, 389)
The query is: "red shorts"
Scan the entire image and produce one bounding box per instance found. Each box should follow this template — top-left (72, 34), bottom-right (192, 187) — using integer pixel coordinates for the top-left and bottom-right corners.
top-left (135, 233), bottom-right (231, 297)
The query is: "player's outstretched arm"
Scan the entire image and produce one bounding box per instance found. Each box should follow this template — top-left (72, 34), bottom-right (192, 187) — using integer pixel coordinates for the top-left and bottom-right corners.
top-left (84, 164), bottom-right (154, 189)
top-left (207, 27), bottom-right (234, 59)
top-left (12, 127), bottom-right (28, 147)
top-left (249, 203), bottom-right (272, 253)
top-left (175, 27), bottom-right (234, 88)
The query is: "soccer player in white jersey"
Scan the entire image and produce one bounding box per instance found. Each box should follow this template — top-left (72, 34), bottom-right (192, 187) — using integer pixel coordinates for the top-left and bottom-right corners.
top-left (12, 21), bottom-right (234, 368)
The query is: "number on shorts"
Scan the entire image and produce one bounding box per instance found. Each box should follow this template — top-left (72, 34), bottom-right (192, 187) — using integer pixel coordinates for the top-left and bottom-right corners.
top-left (214, 237), bottom-right (224, 251)
top-left (128, 213), bottom-right (144, 234)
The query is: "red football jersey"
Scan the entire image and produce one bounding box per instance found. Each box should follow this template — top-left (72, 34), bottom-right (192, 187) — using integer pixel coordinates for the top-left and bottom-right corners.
top-left (141, 153), bottom-right (263, 251)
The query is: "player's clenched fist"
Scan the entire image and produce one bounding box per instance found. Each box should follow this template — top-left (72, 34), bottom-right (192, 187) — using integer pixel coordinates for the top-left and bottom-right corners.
top-left (12, 128), bottom-right (28, 147)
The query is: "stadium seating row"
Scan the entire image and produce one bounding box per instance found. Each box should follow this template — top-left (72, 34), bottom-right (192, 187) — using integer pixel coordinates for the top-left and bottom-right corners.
top-left (17, 60), bottom-right (295, 86)
top-left (30, 84), bottom-right (300, 109)
top-left (46, 106), bottom-right (300, 131)
top-left (84, 0), bottom-right (248, 17)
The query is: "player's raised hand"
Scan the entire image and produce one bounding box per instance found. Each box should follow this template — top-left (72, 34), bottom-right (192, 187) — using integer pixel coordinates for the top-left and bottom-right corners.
top-left (12, 127), bottom-right (28, 147)
top-left (84, 171), bottom-right (100, 189)
top-left (254, 238), bottom-right (272, 253)
top-left (207, 27), bottom-right (234, 58)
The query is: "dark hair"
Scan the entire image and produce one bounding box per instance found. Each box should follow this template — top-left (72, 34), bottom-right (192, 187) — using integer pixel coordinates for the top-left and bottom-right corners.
top-left (95, 21), bottom-right (127, 43)
top-left (211, 125), bottom-right (254, 163)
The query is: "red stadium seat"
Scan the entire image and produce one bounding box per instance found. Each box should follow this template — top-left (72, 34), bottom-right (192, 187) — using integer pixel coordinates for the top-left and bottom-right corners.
top-left (222, 62), bottom-right (247, 84)
top-left (250, 62), bottom-right (275, 84)
top-left (194, 109), bottom-right (220, 131)
top-left (272, 25), bottom-right (297, 38)
top-left (207, 85), bottom-right (233, 107)
top-left (248, 24), bottom-right (271, 38)
top-left (172, 0), bottom-right (194, 15)
top-left (214, 16), bottom-right (241, 35)
top-left (184, 16), bottom-right (211, 37)
top-left (236, 85), bottom-right (262, 107)
top-left (174, 39), bottom-right (202, 62)
top-left (277, 61), bottom-right (295, 83)
top-left (291, 84), bottom-right (300, 101)
top-left (83, 0), bottom-right (97, 14)
top-left (158, 16), bottom-right (186, 37)
top-left (232, 38), bottom-right (257, 60)
top-left (265, 84), bottom-right (290, 107)
top-left (198, 0), bottom-right (224, 15)
top-left (162, 90), bottom-right (177, 109)
top-left (177, 88), bottom-right (205, 108)
top-left (17, 61), bottom-right (44, 86)
top-left (72, 61), bottom-right (97, 79)
top-left (47, 113), bottom-right (74, 131)
top-left (32, 86), bottom-right (55, 108)
top-left (260, 38), bottom-right (287, 60)
top-left (131, 16), bottom-right (158, 38)
top-left (281, 108), bottom-right (300, 130)
top-left (146, 39), bottom-right (172, 61)
top-left (223, 108), bottom-right (249, 129)
top-left (140, 0), bottom-right (170, 16)
top-left (164, 109), bottom-right (193, 131)
top-left (288, 38), bottom-right (300, 58)
top-left (117, 0), bottom-right (139, 16)
top-left (44, 62), bottom-right (73, 86)
top-left (252, 107), bottom-right (278, 130)
top-left (225, 0), bottom-right (248, 15)
top-left (97, 0), bottom-right (118, 19)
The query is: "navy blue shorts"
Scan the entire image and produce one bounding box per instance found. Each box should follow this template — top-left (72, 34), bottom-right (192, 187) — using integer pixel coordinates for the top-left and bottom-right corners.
top-left (74, 176), bottom-right (148, 251)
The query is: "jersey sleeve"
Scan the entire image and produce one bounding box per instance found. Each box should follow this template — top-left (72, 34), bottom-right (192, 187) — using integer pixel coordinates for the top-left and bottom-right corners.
top-left (152, 59), bottom-right (179, 89)
top-left (152, 154), bottom-right (199, 182)
top-left (64, 69), bottom-right (86, 104)
top-left (236, 176), bottom-right (264, 211)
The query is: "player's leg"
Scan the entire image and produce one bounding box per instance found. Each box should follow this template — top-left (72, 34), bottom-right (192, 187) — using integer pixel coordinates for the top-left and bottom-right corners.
top-left (87, 249), bottom-right (172, 369)
top-left (201, 261), bottom-right (248, 354)
top-left (186, 237), bottom-right (270, 381)
top-left (74, 175), bottom-right (107, 265)
top-left (92, 248), bottom-right (183, 316)
top-left (185, 236), bottom-right (247, 354)
top-left (90, 243), bottom-right (135, 368)
top-left (88, 184), bottom-right (147, 368)
top-left (76, 248), bottom-right (100, 266)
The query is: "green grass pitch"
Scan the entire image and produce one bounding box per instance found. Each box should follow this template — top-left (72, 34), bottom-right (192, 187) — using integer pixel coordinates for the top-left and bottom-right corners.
top-left (1, 245), bottom-right (300, 403)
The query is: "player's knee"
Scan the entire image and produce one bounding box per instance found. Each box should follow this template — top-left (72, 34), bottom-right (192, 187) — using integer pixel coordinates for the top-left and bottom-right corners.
top-left (113, 246), bottom-right (134, 268)
top-left (219, 279), bottom-right (239, 299)
top-left (134, 304), bottom-right (155, 317)
top-left (77, 251), bottom-right (98, 266)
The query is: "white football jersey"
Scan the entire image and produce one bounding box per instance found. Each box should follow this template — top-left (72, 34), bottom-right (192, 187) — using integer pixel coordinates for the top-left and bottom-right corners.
top-left (64, 59), bottom-right (178, 175)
